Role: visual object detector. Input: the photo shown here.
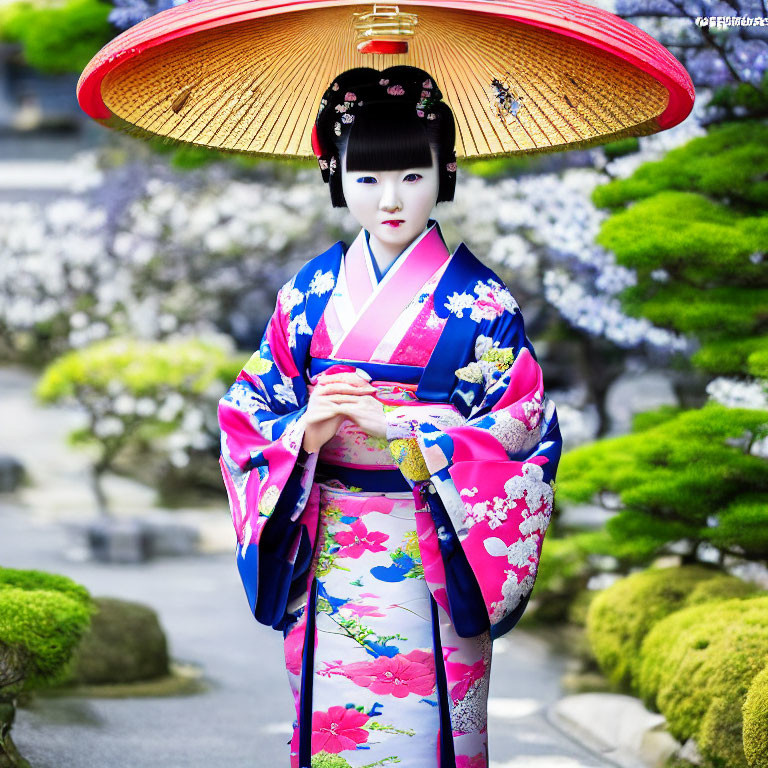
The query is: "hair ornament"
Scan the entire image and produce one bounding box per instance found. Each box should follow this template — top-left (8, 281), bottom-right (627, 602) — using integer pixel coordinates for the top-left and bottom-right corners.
top-left (313, 66), bottom-right (457, 205)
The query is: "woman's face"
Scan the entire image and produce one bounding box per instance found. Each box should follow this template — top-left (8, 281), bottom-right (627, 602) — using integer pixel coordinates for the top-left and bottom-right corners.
top-left (340, 145), bottom-right (440, 248)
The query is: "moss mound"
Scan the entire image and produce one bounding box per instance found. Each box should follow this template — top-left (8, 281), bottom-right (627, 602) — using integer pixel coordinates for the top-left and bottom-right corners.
top-left (0, 568), bottom-right (93, 690)
top-left (637, 596), bottom-right (768, 767)
top-left (743, 665), bottom-right (768, 768)
top-left (586, 565), bottom-right (757, 690)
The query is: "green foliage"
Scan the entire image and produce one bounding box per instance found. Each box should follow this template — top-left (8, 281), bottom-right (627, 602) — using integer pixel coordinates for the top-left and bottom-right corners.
top-left (536, 531), bottom-right (601, 594)
top-left (0, 0), bottom-right (113, 74)
top-left (585, 565), bottom-right (759, 691)
top-left (36, 336), bottom-right (232, 403)
top-left (526, 529), bottom-right (612, 624)
top-left (743, 665), bottom-right (768, 768)
top-left (592, 121), bottom-right (768, 211)
top-left (748, 347), bottom-right (768, 380)
top-left (591, 122), bottom-right (768, 376)
top-left (691, 336), bottom-right (768, 376)
top-left (0, 568), bottom-right (94, 690)
top-left (596, 190), bottom-right (767, 275)
top-left (601, 136), bottom-right (640, 160)
top-left (0, 566), bottom-right (90, 606)
top-left (557, 403), bottom-right (768, 563)
top-left (311, 753), bottom-right (353, 768)
top-left (34, 337), bottom-right (240, 510)
top-left (637, 596), bottom-right (768, 767)
top-left (630, 405), bottom-right (683, 432)
top-left (708, 72), bottom-right (768, 122)
top-left (463, 154), bottom-right (536, 178)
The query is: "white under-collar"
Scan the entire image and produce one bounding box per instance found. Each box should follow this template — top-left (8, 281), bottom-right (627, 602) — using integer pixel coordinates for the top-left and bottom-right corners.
top-left (363, 218), bottom-right (436, 286)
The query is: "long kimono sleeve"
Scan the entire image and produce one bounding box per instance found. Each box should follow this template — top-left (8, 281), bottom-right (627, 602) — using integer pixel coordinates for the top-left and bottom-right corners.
top-left (218, 279), bottom-right (321, 630)
top-left (387, 299), bottom-right (563, 639)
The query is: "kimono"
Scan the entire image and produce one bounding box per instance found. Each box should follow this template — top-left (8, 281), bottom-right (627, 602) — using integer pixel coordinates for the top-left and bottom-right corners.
top-left (218, 218), bottom-right (562, 768)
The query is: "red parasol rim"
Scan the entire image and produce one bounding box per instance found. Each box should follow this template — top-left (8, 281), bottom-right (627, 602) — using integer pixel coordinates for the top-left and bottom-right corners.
top-left (77, 0), bottom-right (695, 133)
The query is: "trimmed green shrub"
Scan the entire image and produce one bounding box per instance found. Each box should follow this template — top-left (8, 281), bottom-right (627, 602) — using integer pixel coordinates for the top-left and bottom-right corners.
top-left (591, 121), bottom-right (768, 378)
top-left (637, 596), bottom-right (768, 767)
top-left (0, 566), bottom-right (90, 606)
top-left (743, 665), bottom-right (768, 768)
top-left (0, 569), bottom-right (94, 690)
top-left (557, 403), bottom-right (768, 565)
top-left (586, 565), bottom-right (759, 691)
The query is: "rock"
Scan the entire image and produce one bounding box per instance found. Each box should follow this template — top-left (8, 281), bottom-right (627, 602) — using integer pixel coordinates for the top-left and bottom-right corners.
top-left (83, 519), bottom-right (152, 563)
top-left (677, 737), bottom-right (704, 765)
top-left (141, 517), bottom-right (200, 558)
top-left (0, 456), bottom-right (24, 494)
top-left (548, 692), bottom-right (682, 768)
top-left (66, 597), bottom-right (169, 685)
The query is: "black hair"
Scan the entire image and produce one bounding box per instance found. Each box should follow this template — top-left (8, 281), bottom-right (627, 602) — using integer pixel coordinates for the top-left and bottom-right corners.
top-left (314, 66), bottom-right (456, 208)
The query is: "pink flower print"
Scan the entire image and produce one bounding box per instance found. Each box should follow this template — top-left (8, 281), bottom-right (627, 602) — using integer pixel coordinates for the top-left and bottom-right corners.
top-left (446, 161), bottom-right (457, 172)
top-left (312, 706), bottom-right (369, 754)
top-left (319, 659), bottom-right (345, 678)
top-left (344, 91), bottom-right (357, 101)
top-left (423, 78), bottom-right (433, 88)
top-left (475, 296), bottom-right (504, 319)
top-left (334, 520), bottom-right (389, 559)
top-left (343, 654), bottom-right (435, 698)
top-left (448, 659), bottom-right (486, 703)
top-left (456, 754), bottom-right (486, 768)
top-left (283, 615), bottom-right (308, 675)
top-left (417, 109), bottom-right (424, 117)
top-left (402, 648), bottom-right (434, 668)
top-left (421, 90), bottom-right (431, 99)
top-left (332, 82), bottom-right (339, 90)
top-left (343, 603), bottom-right (385, 619)
top-left (359, 592), bottom-right (380, 599)
top-left (387, 84), bottom-right (405, 96)
top-left (379, 78), bottom-right (390, 86)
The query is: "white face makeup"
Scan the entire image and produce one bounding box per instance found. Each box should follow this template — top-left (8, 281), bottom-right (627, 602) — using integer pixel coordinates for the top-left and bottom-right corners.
top-left (340, 146), bottom-right (440, 264)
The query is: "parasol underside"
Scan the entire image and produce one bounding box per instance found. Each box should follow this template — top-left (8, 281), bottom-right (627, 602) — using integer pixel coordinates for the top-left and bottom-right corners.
top-left (95, 3), bottom-right (675, 159)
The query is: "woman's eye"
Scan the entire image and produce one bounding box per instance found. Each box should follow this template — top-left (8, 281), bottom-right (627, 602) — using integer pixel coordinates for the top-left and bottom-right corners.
top-left (404, 173), bottom-right (422, 182)
top-left (356, 176), bottom-right (377, 184)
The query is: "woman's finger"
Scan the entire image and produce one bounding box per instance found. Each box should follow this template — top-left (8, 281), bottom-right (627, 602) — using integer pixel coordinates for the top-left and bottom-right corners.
top-left (315, 382), bottom-right (376, 396)
top-left (314, 371), bottom-right (374, 386)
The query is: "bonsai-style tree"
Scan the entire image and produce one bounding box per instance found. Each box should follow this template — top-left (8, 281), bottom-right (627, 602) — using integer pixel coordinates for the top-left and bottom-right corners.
top-left (35, 335), bottom-right (239, 516)
top-left (592, 120), bottom-right (768, 379)
top-left (0, 567), bottom-right (94, 768)
top-left (556, 403), bottom-right (768, 567)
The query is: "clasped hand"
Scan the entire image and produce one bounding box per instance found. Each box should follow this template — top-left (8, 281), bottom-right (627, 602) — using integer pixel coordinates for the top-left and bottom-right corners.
top-left (302, 371), bottom-right (387, 454)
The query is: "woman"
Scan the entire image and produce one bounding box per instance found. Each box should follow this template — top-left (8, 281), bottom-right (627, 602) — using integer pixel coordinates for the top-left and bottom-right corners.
top-left (218, 65), bottom-right (562, 768)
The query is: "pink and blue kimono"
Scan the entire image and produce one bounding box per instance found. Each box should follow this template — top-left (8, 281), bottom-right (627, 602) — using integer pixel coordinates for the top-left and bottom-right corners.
top-left (218, 218), bottom-right (562, 768)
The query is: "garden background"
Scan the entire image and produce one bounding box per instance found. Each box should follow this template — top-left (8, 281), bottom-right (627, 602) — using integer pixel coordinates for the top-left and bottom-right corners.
top-left (0, 0), bottom-right (766, 766)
